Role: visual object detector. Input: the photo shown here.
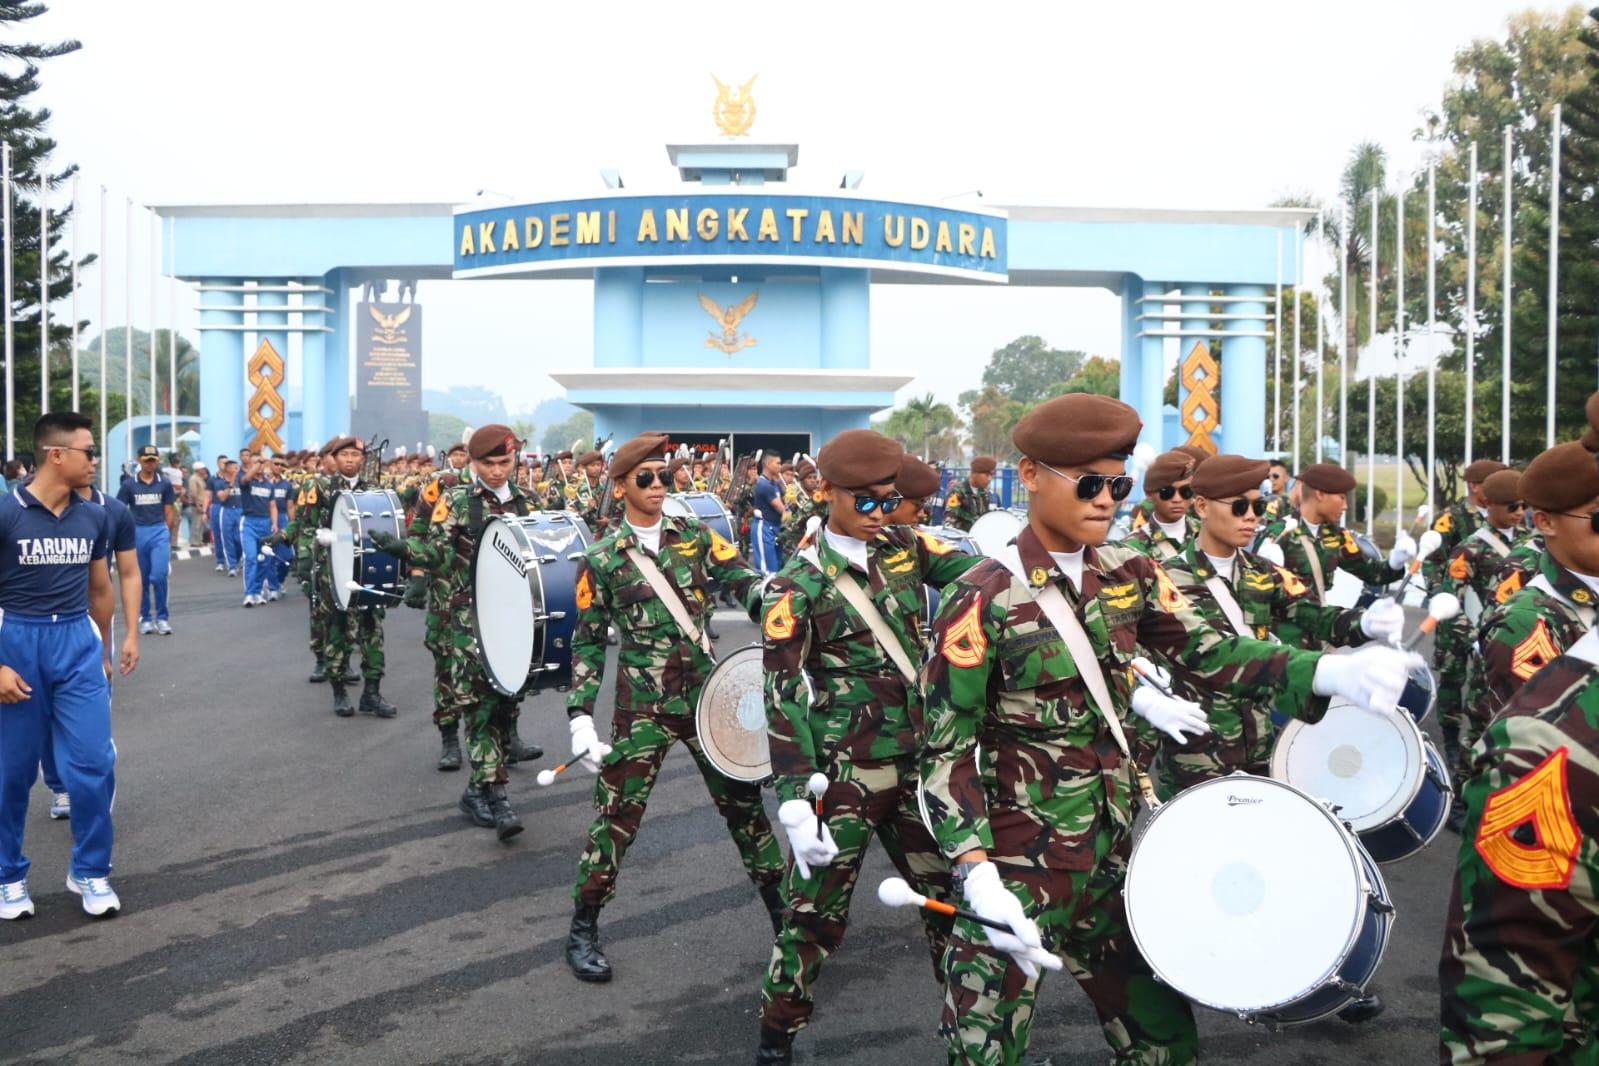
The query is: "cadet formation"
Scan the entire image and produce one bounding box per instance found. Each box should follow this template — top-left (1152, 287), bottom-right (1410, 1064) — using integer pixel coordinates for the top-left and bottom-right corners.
top-left (9, 389), bottom-right (1599, 1066)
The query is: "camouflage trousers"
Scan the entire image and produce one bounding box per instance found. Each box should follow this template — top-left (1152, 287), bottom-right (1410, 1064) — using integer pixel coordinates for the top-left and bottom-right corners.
top-left (323, 605), bottom-right (386, 681)
top-left (760, 756), bottom-right (953, 1037)
top-left (940, 833), bottom-right (1198, 1066)
top-left (1156, 704), bottom-right (1272, 800)
top-left (572, 706), bottom-right (782, 907)
top-left (307, 594), bottom-right (328, 661)
top-left (1434, 615), bottom-right (1471, 769)
top-left (446, 647), bottom-right (522, 786)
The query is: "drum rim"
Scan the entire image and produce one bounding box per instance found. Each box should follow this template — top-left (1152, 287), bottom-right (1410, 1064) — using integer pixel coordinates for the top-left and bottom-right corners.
top-left (330, 488), bottom-right (403, 611)
top-left (694, 643), bottom-right (771, 783)
top-left (1125, 774), bottom-right (1375, 1014)
top-left (470, 514), bottom-right (541, 698)
top-left (1363, 740), bottom-right (1454, 864)
top-left (1269, 704), bottom-right (1428, 831)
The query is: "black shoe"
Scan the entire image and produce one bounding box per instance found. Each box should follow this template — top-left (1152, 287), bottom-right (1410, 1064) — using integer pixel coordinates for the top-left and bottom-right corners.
top-left (458, 784), bottom-right (494, 828)
top-left (566, 903), bottom-right (613, 982)
top-left (758, 881), bottom-right (785, 938)
top-left (437, 724), bottom-right (462, 772)
top-left (485, 783), bottom-right (523, 841)
top-left (331, 682), bottom-right (354, 717)
top-left (1338, 991), bottom-right (1385, 1023)
top-left (308, 659), bottom-right (328, 683)
top-left (707, 620), bottom-right (722, 641)
top-left (504, 724), bottom-right (542, 765)
top-left (755, 1026), bottom-right (794, 1064)
top-left (1446, 801), bottom-right (1468, 835)
top-left (358, 680), bottom-right (398, 719)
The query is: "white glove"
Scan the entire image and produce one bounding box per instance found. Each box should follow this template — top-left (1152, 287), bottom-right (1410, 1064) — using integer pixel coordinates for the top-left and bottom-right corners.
top-left (1279, 516), bottom-right (1299, 536)
top-left (1130, 685), bottom-right (1210, 743)
top-left (1359, 598), bottom-right (1406, 645)
top-left (777, 799), bottom-right (838, 879)
top-left (1387, 531), bottom-right (1418, 569)
top-left (1312, 644), bottom-right (1426, 715)
top-left (567, 714), bottom-right (612, 774)
top-left (961, 862), bottom-right (1059, 979)
top-left (1255, 539), bottom-right (1285, 567)
top-left (315, 528), bottom-right (335, 547)
top-left (1129, 656), bottom-right (1172, 691)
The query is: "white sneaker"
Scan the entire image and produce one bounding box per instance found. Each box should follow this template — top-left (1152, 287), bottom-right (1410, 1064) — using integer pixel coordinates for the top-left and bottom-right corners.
top-left (242, 596), bottom-right (255, 608)
top-left (214, 563), bottom-right (224, 573)
top-left (66, 874), bottom-right (120, 917)
top-left (266, 589), bottom-right (280, 602)
top-left (49, 791), bottom-right (70, 819)
top-left (138, 620), bottom-right (155, 635)
top-left (0, 879), bottom-right (33, 920)
top-left (155, 620), bottom-right (173, 635)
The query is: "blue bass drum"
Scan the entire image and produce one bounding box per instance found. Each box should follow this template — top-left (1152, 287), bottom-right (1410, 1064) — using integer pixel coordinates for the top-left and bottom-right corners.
top-left (472, 511), bottom-right (594, 695)
top-left (329, 489), bottom-right (406, 609)
top-left (663, 491), bottom-right (735, 543)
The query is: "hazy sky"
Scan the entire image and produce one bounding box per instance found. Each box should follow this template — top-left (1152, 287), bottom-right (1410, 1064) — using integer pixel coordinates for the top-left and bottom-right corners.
top-left (27, 0), bottom-right (1543, 415)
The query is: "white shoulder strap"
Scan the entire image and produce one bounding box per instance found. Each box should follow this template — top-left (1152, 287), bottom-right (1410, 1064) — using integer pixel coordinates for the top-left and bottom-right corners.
top-left (1470, 526), bottom-right (1512, 558)
top-left (1201, 572), bottom-right (1252, 638)
top-left (1294, 532), bottom-right (1327, 599)
top-left (1527, 572), bottom-right (1598, 630)
top-left (798, 547), bottom-right (920, 688)
top-left (623, 547), bottom-right (714, 658)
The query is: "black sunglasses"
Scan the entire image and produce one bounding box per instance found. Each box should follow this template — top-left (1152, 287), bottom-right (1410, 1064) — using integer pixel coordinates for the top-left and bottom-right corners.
top-left (1039, 462), bottom-right (1135, 502)
top-left (633, 469), bottom-right (666, 488)
top-left (1505, 501), bottom-right (1526, 512)
top-left (55, 445), bottom-right (100, 461)
top-left (1223, 498), bottom-right (1269, 518)
top-left (852, 493), bottom-right (904, 515)
top-left (1157, 485), bottom-right (1194, 501)
top-left (1558, 510), bottom-right (1599, 535)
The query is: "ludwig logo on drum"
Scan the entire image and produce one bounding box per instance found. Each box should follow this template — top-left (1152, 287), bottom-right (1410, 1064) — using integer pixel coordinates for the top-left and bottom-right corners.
top-left (493, 532), bottom-right (528, 577)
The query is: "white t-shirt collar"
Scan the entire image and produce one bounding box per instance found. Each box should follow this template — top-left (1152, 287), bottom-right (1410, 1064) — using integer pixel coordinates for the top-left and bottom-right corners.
top-left (824, 528), bottom-right (870, 574)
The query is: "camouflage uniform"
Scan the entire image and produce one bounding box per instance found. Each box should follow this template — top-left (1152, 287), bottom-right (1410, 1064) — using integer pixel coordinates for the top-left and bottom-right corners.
top-left (1422, 500), bottom-right (1484, 587)
top-left (407, 479), bottom-right (534, 785)
top-left (1439, 638), bottom-right (1599, 1064)
top-left (299, 473), bottom-right (388, 681)
top-left (1256, 514), bottom-right (1405, 649)
top-left (1120, 511), bottom-right (1198, 563)
top-left (919, 526), bottom-right (1331, 1066)
top-left (1157, 540), bottom-right (1368, 795)
top-left (282, 477), bottom-right (327, 660)
top-left (567, 514), bottom-right (782, 906)
top-left (1437, 525), bottom-right (1531, 775)
top-left (777, 489), bottom-right (825, 557)
top-left (943, 477), bottom-right (992, 532)
top-left (406, 471), bottom-right (465, 727)
top-left (758, 525), bottom-right (982, 1039)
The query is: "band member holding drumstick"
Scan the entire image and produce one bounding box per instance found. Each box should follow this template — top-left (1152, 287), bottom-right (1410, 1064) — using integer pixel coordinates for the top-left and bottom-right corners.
top-left (942, 456), bottom-right (995, 532)
top-left (278, 443), bottom-right (344, 684)
top-left (777, 458), bottom-right (825, 555)
top-left (885, 454), bottom-right (940, 528)
top-left (753, 429), bottom-right (983, 1065)
top-left (918, 394), bottom-right (1424, 1066)
top-left (1121, 450), bottom-right (1198, 563)
top-left (561, 432), bottom-right (784, 984)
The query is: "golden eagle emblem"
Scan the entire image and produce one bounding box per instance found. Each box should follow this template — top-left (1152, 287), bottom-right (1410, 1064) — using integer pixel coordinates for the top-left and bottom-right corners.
top-left (712, 74), bottom-right (757, 137)
top-left (699, 290), bottom-right (759, 355)
top-left (368, 303), bottom-right (413, 345)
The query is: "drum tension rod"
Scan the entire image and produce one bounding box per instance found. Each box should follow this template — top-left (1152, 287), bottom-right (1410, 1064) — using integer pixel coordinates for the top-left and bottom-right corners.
top-left (1237, 1012), bottom-right (1283, 1033)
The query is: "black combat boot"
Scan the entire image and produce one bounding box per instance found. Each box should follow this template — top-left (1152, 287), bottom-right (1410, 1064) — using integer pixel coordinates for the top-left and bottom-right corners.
top-left (1338, 989), bottom-right (1386, 1023)
top-left (706, 617), bottom-right (722, 641)
top-left (331, 682), bottom-right (354, 717)
top-left (485, 783), bottom-right (523, 841)
top-left (344, 664), bottom-right (361, 684)
top-left (503, 723), bottom-right (542, 765)
top-left (358, 679), bottom-right (398, 719)
top-left (755, 1026), bottom-right (794, 1064)
top-left (566, 903), bottom-right (613, 982)
top-left (758, 881), bottom-right (785, 938)
top-left (308, 658), bottom-right (328, 683)
top-left (458, 783), bottom-right (494, 828)
top-left (437, 722), bottom-right (462, 771)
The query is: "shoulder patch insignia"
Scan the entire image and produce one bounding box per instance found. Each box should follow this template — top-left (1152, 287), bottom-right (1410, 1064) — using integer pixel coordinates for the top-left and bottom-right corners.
top-left (1153, 565), bottom-right (1191, 613)
top-left (431, 497), bottom-right (450, 524)
top-left (1100, 580), bottom-right (1139, 610)
top-left (1511, 620), bottom-right (1560, 682)
top-left (1448, 555), bottom-right (1470, 581)
top-left (1434, 512), bottom-right (1454, 534)
top-left (575, 569), bottom-right (594, 611)
top-left (1243, 571), bottom-right (1276, 592)
top-left (1342, 530), bottom-right (1359, 555)
top-left (305, 486), bottom-right (317, 506)
top-left (940, 598), bottom-right (988, 668)
top-left (709, 532), bottom-right (738, 563)
top-left (1495, 570), bottom-right (1524, 604)
top-left (1475, 747), bottom-right (1582, 890)
top-left (945, 493), bottom-right (961, 509)
top-left (915, 530), bottom-right (955, 556)
top-left (1275, 565), bottom-right (1308, 597)
top-left (764, 589), bottom-right (797, 641)
top-left (422, 479), bottom-right (440, 506)
top-left (1131, 509), bottom-right (1148, 531)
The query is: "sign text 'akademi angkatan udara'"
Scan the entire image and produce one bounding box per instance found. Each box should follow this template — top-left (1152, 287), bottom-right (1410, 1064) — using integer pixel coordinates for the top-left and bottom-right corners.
top-left (453, 193), bottom-right (1006, 281)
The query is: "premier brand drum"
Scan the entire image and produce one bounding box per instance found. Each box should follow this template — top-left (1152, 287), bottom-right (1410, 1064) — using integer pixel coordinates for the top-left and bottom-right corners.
top-left (1270, 700), bottom-right (1452, 863)
top-left (1125, 774), bottom-right (1393, 1026)
top-left (663, 492), bottom-right (736, 544)
top-left (329, 489), bottom-right (406, 610)
top-left (471, 511), bottom-right (593, 695)
top-left (968, 507), bottom-right (1028, 558)
top-left (695, 644), bottom-right (772, 782)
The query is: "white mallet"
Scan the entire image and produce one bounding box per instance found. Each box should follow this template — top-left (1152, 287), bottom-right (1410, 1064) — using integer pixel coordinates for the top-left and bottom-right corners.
top-left (1408, 504), bottom-right (1434, 539)
top-left (808, 772), bottom-right (829, 837)
top-left (1405, 592), bottom-right (1462, 651)
top-left (538, 744), bottom-right (604, 786)
top-left (876, 878), bottom-right (1063, 971)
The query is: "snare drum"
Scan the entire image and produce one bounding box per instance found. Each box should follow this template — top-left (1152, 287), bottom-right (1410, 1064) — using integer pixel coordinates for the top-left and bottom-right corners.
top-left (695, 644), bottom-right (772, 782)
top-left (1270, 701), bottom-right (1453, 863)
top-left (471, 511), bottom-right (594, 695)
top-left (1398, 663), bottom-right (1436, 724)
top-left (663, 492), bottom-right (735, 544)
top-left (968, 507), bottom-right (1028, 558)
top-left (1125, 774), bottom-right (1393, 1026)
top-left (329, 489), bottom-right (406, 610)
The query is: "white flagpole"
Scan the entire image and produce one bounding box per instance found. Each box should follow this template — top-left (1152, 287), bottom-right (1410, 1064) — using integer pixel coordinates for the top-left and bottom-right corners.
top-left (1274, 232), bottom-right (1283, 453)
top-left (2, 144), bottom-right (12, 461)
top-left (1465, 142), bottom-right (1477, 467)
top-left (1503, 125), bottom-right (1513, 463)
top-left (98, 184), bottom-right (106, 486)
top-left (1547, 102), bottom-right (1561, 449)
top-left (1396, 177), bottom-right (1406, 523)
top-left (1367, 188), bottom-right (1379, 534)
top-left (123, 196), bottom-right (131, 462)
top-left (69, 172), bottom-right (78, 411)
top-left (1426, 162), bottom-right (1437, 519)
top-left (1339, 201), bottom-right (1349, 468)
top-left (167, 215), bottom-right (175, 451)
top-left (38, 160), bottom-right (47, 415)
top-left (147, 209), bottom-right (156, 448)
top-left (1315, 211), bottom-right (1324, 462)
top-left (1293, 221), bottom-right (1302, 470)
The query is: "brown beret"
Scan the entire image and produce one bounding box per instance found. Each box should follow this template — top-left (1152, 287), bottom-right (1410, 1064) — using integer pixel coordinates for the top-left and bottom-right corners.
top-left (665, 456), bottom-right (691, 479)
top-left (1013, 394), bottom-right (1141, 465)
top-left (1174, 443), bottom-right (1211, 464)
top-left (447, 442), bottom-right (468, 456)
top-left (326, 436), bottom-right (363, 457)
top-left (468, 424), bottom-right (519, 461)
top-left (1143, 451), bottom-right (1196, 493)
top-left (1192, 454), bottom-right (1270, 499)
top-left (1297, 462), bottom-right (1357, 494)
top-left (610, 433), bottom-right (669, 477)
top-left (1462, 458), bottom-right (1508, 483)
top-left (1481, 468), bottom-right (1522, 506)
top-left (576, 450), bottom-right (603, 467)
top-left (1584, 391), bottom-right (1599, 450)
top-left (817, 429), bottom-right (904, 490)
top-left (1522, 442), bottom-right (1599, 511)
top-left (553, 450), bottom-right (574, 462)
top-left (796, 459), bottom-right (817, 479)
top-left (970, 456), bottom-right (997, 475)
top-left (896, 455), bottom-right (941, 498)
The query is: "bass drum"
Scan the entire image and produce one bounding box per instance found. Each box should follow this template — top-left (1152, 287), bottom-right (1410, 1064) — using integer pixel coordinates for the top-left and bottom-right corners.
top-left (968, 507), bottom-right (1028, 558)
top-left (329, 489), bottom-right (405, 610)
top-left (663, 492), bottom-right (735, 544)
top-left (1125, 774), bottom-right (1393, 1026)
top-left (471, 511), bottom-right (594, 696)
top-left (695, 644), bottom-right (772, 782)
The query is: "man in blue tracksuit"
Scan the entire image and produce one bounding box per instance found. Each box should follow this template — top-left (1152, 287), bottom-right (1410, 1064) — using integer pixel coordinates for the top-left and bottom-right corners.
top-left (267, 455), bottom-right (294, 598)
top-left (0, 411), bottom-right (141, 920)
top-left (205, 456), bottom-right (229, 572)
top-left (750, 451), bottom-right (787, 574)
top-left (237, 453), bottom-right (279, 608)
top-left (116, 445), bottom-right (177, 636)
top-left (219, 458), bottom-right (243, 576)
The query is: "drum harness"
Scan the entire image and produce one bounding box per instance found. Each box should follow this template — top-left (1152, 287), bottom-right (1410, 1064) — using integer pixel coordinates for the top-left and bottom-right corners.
top-left (623, 531), bottom-right (716, 660)
top-left (795, 546), bottom-right (920, 689)
top-left (1462, 526), bottom-right (1512, 624)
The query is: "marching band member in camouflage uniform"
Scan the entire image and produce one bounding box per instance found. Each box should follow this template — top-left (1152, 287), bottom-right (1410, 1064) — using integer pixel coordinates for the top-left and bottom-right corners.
top-left (942, 456), bottom-right (994, 532)
top-left (282, 444), bottom-right (344, 683)
top-left (1121, 450), bottom-right (1198, 562)
top-left (754, 429), bottom-right (982, 1065)
top-left (562, 433), bottom-right (783, 985)
top-left (777, 458), bottom-right (824, 554)
top-left (1424, 458), bottom-right (1507, 586)
top-left (917, 394), bottom-right (1422, 1066)
top-left (886, 453), bottom-right (941, 527)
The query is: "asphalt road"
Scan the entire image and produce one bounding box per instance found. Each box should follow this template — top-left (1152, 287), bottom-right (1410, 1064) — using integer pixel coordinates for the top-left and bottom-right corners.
top-left (2, 559), bottom-right (1458, 1065)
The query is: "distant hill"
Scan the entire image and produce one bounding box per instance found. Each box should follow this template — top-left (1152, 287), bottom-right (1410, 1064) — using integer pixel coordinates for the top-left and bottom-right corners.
top-left (423, 386), bottom-right (507, 426)
top-left (525, 396), bottom-right (576, 429)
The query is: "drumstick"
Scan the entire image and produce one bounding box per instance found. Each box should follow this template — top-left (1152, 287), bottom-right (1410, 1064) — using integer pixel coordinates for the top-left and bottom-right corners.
top-left (808, 772), bottom-right (828, 837)
top-left (1129, 659), bottom-right (1174, 697)
top-left (876, 879), bottom-right (1064, 971)
top-left (537, 743), bottom-right (605, 786)
top-left (1403, 593), bottom-right (1461, 651)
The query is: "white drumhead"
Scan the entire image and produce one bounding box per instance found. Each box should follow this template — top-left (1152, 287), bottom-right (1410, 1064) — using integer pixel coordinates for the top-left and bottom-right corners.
top-left (1126, 776), bottom-right (1366, 1011)
top-left (475, 517), bottom-right (537, 692)
top-left (330, 493), bottom-right (357, 610)
top-left (1270, 702), bottom-right (1425, 831)
top-left (662, 495), bottom-right (694, 520)
top-left (695, 645), bottom-right (771, 781)
top-left (969, 510), bottom-right (1024, 557)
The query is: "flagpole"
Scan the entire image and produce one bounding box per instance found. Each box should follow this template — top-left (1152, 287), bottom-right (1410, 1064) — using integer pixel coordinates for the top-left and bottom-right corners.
top-left (3, 144), bottom-right (13, 461)
top-left (1547, 102), bottom-right (1561, 449)
top-left (123, 196), bottom-right (131, 462)
top-left (1293, 220), bottom-right (1302, 471)
top-left (147, 209), bottom-right (156, 449)
top-left (1367, 188), bottom-right (1379, 534)
top-left (38, 159), bottom-right (47, 415)
top-left (1426, 162), bottom-right (1437, 519)
top-left (98, 184), bottom-right (106, 487)
top-left (1395, 176), bottom-right (1406, 524)
top-left (1503, 125), bottom-right (1513, 463)
top-left (167, 215), bottom-right (175, 452)
top-left (1315, 211), bottom-right (1324, 462)
top-left (1465, 142), bottom-right (1477, 467)
top-left (1339, 201), bottom-right (1349, 468)
top-left (69, 172), bottom-right (78, 412)
top-left (1274, 231), bottom-right (1282, 454)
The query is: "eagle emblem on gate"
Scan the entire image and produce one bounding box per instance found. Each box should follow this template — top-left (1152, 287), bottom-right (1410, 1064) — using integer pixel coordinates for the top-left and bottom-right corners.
top-left (712, 75), bottom-right (757, 137)
top-left (369, 304), bottom-right (413, 345)
top-left (700, 291), bottom-right (759, 356)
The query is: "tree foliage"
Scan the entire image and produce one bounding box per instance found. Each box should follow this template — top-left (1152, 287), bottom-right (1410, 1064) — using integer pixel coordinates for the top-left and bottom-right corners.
top-left (540, 408), bottom-right (594, 455)
top-left (878, 392), bottom-right (962, 462)
top-left (980, 335), bottom-right (1085, 406)
top-left (1050, 355), bottom-right (1120, 397)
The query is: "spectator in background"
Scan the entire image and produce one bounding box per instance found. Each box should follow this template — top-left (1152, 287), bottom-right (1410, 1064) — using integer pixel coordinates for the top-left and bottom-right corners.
top-left (185, 463), bottom-right (210, 550)
top-left (163, 454), bottom-right (184, 541)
